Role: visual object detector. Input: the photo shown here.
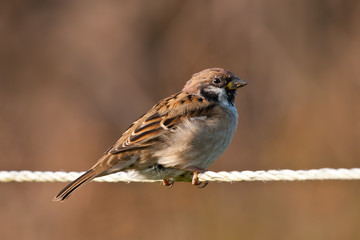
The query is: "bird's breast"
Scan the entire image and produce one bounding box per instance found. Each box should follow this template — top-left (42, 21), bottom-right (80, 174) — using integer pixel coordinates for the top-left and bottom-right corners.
top-left (155, 104), bottom-right (238, 169)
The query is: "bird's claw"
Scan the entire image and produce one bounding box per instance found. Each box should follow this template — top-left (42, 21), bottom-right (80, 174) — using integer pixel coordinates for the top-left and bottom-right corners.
top-left (192, 171), bottom-right (208, 188)
top-left (162, 179), bottom-right (174, 188)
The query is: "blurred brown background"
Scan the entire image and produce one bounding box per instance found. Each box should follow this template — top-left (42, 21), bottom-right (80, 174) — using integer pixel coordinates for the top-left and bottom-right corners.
top-left (1, 1), bottom-right (360, 239)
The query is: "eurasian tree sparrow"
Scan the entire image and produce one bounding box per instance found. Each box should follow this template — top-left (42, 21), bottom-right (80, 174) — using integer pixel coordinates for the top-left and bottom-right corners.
top-left (54, 68), bottom-right (247, 201)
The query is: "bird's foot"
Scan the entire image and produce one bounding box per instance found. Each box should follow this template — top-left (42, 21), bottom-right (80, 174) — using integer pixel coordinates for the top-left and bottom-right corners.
top-left (162, 179), bottom-right (174, 188)
top-left (192, 171), bottom-right (209, 188)
top-left (185, 167), bottom-right (209, 188)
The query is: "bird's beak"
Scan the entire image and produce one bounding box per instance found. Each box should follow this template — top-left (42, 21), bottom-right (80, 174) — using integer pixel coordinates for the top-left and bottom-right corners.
top-left (227, 78), bottom-right (247, 90)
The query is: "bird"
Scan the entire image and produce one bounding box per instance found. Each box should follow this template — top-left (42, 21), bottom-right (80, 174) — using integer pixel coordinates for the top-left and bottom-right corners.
top-left (54, 68), bottom-right (247, 201)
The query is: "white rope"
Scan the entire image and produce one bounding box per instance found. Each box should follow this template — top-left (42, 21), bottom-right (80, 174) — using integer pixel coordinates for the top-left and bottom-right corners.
top-left (0, 168), bottom-right (360, 183)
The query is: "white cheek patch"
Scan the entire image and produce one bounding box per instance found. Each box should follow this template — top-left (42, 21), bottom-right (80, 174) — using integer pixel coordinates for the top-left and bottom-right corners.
top-left (204, 85), bottom-right (222, 94)
top-left (203, 86), bottom-right (229, 105)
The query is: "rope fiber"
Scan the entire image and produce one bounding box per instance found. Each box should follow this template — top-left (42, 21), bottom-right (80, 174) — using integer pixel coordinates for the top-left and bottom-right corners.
top-left (0, 168), bottom-right (360, 183)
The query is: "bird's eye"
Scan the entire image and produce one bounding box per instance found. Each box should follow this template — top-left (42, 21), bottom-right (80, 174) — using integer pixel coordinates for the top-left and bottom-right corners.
top-left (213, 77), bottom-right (221, 85)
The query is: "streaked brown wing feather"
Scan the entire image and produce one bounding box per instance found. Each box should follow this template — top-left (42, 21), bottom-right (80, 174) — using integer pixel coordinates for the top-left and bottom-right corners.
top-left (107, 92), bottom-right (214, 154)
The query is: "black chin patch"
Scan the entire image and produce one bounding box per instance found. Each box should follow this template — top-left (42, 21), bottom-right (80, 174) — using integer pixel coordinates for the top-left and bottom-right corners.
top-left (227, 89), bottom-right (236, 105)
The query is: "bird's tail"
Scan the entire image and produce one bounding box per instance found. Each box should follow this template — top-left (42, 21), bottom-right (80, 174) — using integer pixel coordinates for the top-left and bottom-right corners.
top-left (53, 168), bottom-right (101, 202)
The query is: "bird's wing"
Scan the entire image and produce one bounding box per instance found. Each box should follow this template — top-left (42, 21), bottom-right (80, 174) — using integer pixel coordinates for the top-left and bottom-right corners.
top-left (106, 92), bottom-right (215, 155)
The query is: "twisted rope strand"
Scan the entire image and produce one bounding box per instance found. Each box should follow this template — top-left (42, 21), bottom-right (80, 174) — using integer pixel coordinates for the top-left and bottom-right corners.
top-left (0, 168), bottom-right (359, 183)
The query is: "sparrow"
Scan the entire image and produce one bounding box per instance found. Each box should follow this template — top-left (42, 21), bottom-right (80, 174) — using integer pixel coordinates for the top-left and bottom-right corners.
top-left (54, 68), bottom-right (247, 201)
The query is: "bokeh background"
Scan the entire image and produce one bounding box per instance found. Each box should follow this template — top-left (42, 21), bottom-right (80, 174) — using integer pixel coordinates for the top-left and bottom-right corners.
top-left (1, 1), bottom-right (360, 239)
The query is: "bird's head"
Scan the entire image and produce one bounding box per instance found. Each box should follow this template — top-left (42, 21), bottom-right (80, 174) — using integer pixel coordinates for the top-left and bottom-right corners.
top-left (182, 68), bottom-right (247, 105)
